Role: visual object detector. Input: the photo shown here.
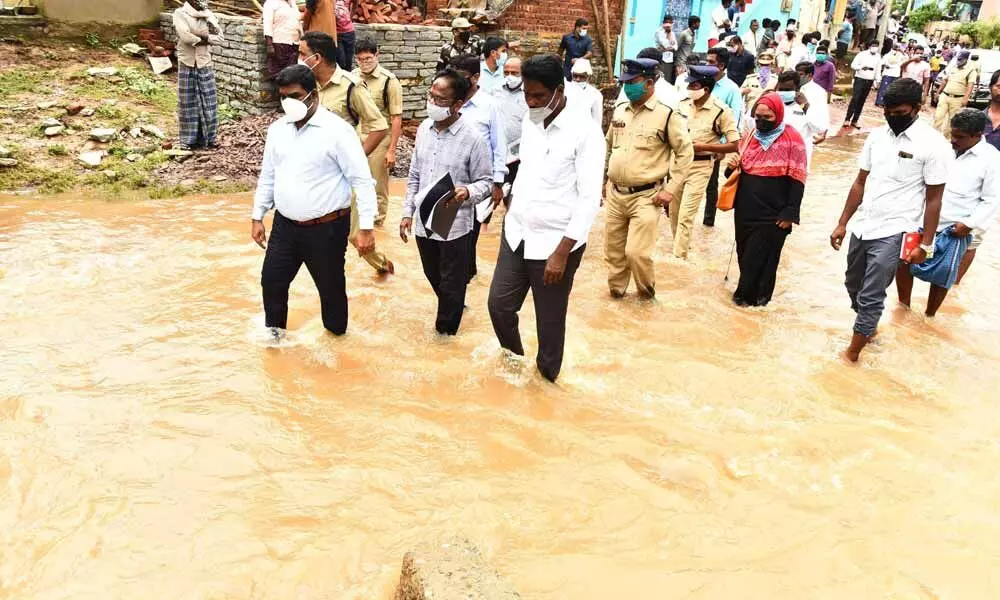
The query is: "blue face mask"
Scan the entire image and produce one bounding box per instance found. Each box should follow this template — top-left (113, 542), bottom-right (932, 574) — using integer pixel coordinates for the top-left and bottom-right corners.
top-left (816, 53), bottom-right (828, 63)
top-left (778, 90), bottom-right (797, 104)
top-left (623, 80), bottom-right (648, 102)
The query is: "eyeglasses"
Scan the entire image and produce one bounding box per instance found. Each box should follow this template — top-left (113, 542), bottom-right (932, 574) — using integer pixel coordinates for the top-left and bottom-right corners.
top-left (427, 91), bottom-right (454, 107)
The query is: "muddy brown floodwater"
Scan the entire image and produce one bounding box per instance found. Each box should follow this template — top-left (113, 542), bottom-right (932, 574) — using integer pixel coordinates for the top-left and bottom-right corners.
top-left (2, 135), bottom-right (1000, 599)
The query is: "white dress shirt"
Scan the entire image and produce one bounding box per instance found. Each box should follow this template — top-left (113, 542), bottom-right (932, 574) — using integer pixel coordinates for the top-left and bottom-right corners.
top-left (505, 104), bottom-right (606, 260)
top-left (782, 96), bottom-right (826, 168)
top-left (252, 107), bottom-right (377, 228)
top-left (710, 5), bottom-right (730, 40)
top-left (461, 90), bottom-right (508, 184)
top-left (654, 28), bottom-right (677, 63)
top-left (851, 49), bottom-right (881, 81)
top-left (262, 0), bottom-right (301, 46)
top-left (939, 140), bottom-right (1000, 232)
top-left (851, 119), bottom-right (951, 240)
top-left (566, 81), bottom-right (604, 125)
top-left (796, 81), bottom-right (830, 167)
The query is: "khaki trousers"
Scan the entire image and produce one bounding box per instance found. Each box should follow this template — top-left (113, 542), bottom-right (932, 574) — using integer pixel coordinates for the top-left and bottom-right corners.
top-left (366, 134), bottom-right (391, 226)
top-left (669, 161), bottom-right (714, 259)
top-left (934, 95), bottom-right (965, 139)
top-left (604, 185), bottom-right (660, 296)
top-left (349, 192), bottom-right (391, 273)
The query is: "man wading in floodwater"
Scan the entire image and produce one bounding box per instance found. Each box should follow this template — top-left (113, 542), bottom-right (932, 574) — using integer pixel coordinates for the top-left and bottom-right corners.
top-left (830, 79), bottom-right (950, 362)
top-left (251, 65), bottom-right (377, 340)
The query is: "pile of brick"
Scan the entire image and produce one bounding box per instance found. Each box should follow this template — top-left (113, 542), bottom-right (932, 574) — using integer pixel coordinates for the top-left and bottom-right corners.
top-left (137, 28), bottom-right (175, 58)
top-left (354, 0), bottom-right (434, 25)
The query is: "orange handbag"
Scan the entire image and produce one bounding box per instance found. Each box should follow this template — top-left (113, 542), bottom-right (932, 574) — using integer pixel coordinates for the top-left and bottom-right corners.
top-left (717, 134), bottom-right (752, 212)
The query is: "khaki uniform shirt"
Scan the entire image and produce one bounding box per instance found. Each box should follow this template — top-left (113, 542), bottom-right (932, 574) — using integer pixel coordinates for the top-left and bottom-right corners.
top-left (318, 67), bottom-right (389, 136)
top-left (678, 95), bottom-right (739, 156)
top-left (943, 64), bottom-right (977, 97)
top-left (351, 65), bottom-right (404, 120)
top-left (606, 96), bottom-right (694, 198)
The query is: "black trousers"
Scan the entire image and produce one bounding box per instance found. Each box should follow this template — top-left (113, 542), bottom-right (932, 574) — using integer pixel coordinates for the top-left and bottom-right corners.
top-left (734, 221), bottom-right (789, 307)
top-left (416, 233), bottom-right (471, 335)
top-left (487, 240), bottom-right (585, 382)
top-left (660, 61), bottom-right (675, 84)
top-left (261, 211), bottom-right (350, 335)
top-left (336, 31), bottom-right (356, 71)
top-left (703, 159), bottom-right (721, 226)
top-left (845, 78), bottom-right (874, 125)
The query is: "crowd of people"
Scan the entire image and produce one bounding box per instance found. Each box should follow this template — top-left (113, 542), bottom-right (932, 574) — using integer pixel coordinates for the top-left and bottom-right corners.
top-left (169, 1), bottom-right (1000, 380)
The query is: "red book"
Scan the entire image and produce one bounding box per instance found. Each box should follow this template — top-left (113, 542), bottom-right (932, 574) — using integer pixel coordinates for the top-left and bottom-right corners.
top-left (900, 232), bottom-right (921, 260)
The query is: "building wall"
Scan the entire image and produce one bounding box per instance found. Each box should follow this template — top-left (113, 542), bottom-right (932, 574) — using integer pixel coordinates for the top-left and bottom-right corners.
top-left (427, 0), bottom-right (624, 35)
top-left (692, 0), bottom-right (804, 52)
top-left (39, 0), bottom-right (161, 23)
top-left (981, 0), bottom-right (1000, 20)
top-left (160, 13), bottom-right (451, 119)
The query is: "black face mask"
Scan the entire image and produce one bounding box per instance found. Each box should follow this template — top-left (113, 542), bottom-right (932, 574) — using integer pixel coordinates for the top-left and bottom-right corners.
top-left (755, 117), bottom-right (778, 133)
top-left (457, 31), bottom-right (472, 43)
top-left (886, 112), bottom-right (916, 136)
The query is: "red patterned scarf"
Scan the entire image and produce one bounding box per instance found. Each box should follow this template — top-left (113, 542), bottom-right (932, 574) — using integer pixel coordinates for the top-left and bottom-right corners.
top-left (740, 92), bottom-right (809, 186)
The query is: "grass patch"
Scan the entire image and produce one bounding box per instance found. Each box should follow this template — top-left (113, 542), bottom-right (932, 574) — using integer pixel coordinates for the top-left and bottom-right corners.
top-left (47, 144), bottom-right (69, 156)
top-left (0, 69), bottom-right (50, 101)
top-left (0, 163), bottom-right (81, 194)
top-left (75, 68), bottom-right (176, 115)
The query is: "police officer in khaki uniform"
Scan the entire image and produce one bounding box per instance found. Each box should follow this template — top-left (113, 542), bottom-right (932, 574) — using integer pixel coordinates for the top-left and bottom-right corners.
top-left (934, 50), bottom-right (976, 138)
top-left (672, 65), bottom-right (739, 259)
top-left (353, 38), bottom-right (404, 227)
top-left (606, 58), bottom-right (694, 298)
top-left (299, 31), bottom-right (395, 275)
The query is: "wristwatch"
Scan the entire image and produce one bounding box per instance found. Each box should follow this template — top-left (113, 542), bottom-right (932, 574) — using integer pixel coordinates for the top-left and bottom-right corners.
top-left (919, 242), bottom-right (935, 259)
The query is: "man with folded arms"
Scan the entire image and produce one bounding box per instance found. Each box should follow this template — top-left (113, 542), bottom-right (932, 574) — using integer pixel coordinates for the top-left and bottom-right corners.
top-left (251, 65), bottom-right (377, 339)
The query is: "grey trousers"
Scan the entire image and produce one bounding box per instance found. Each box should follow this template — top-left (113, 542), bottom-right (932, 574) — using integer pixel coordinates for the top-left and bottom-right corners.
top-left (487, 239), bottom-right (585, 382)
top-left (845, 233), bottom-right (903, 337)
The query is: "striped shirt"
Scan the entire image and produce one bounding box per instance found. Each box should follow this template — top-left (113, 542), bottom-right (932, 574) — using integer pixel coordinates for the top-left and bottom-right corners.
top-left (404, 116), bottom-right (494, 241)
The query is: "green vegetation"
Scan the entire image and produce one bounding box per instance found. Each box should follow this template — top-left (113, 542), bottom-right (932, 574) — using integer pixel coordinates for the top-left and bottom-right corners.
top-left (907, 4), bottom-right (946, 33)
top-left (0, 68), bottom-right (50, 101)
top-left (954, 20), bottom-right (1000, 49)
top-left (218, 103), bottom-right (240, 125)
top-left (85, 33), bottom-right (102, 48)
top-left (47, 144), bottom-right (69, 156)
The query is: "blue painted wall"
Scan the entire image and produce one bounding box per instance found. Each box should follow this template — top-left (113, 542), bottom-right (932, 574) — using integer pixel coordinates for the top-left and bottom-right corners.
top-left (691, 0), bottom-right (803, 52)
top-left (616, 0), bottom-right (803, 73)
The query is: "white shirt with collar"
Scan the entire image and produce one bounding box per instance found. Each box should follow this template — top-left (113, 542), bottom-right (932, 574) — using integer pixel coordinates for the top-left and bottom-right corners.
top-left (851, 49), bottom-right (881, 80)
top-left (710, 5), bottom-right (730, 40)
top-left (565, 81), bottom-right (604, 125)
top-left (461, 90), bottom-right (509, 184)
top-left (782, 95), bottom-right (827, 168)
top-left (505, 103), bottom-right (606, 260)
top-left (939, 139), bottom-right (1000, 232)
top-left (252, 106), bottom-right (377, 228)
top-left (851, 119), bottom-right (951, 240)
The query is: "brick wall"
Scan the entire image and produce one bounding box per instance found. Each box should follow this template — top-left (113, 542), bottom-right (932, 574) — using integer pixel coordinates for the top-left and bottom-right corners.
top-left (427, 0), bottom-right (624, 83)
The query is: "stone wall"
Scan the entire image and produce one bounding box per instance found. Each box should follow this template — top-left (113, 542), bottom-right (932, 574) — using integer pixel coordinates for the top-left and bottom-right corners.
top-left (355, 24), bottom-right (450, 120)
top-left (161, 12), bottom-right (275, 115)
top-left (160, 13), bottom-right (450, 119)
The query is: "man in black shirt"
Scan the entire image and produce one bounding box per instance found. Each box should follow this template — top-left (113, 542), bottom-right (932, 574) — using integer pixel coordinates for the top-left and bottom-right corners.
top-left (726, 35), bottom-right (756, 86)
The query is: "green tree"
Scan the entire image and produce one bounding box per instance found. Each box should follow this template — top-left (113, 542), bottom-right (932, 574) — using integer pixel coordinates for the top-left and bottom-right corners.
top-left (907, 3), bottom-right (944, 33)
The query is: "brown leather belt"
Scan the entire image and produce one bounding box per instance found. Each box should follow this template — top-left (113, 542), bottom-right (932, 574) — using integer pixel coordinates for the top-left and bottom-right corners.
top-left (284, 208), bottom-right (351, 226)
top-left (613, 182), bottom-right (658, 195)
top-left (693, 154), bottom-right (715, 161)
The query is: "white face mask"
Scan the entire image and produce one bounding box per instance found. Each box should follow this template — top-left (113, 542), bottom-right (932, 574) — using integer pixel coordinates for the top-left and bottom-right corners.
top-left (576, 80), bottom-right (589, 89)
top-left (426, 100), bottom-right (453, 122)
top-left (688, 88), bottom-right (706, 101)
top-left (281, 92), bottom-right (313, 122)
top-left (579, 29), bottom-right (589, 37)
top-left (528, 88), bottom-right (561, 124)
top-left (505, 74), bottom-right (522, 88)
top-left (298, 53), bottom-right (319, 70)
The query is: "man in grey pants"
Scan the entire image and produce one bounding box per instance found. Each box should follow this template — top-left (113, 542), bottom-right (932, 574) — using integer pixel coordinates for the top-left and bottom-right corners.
top-left (487, 55), bottom-right (605, 382)
top-left (830, 79), bottom-right (951, 362)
